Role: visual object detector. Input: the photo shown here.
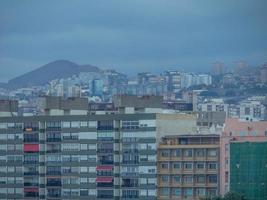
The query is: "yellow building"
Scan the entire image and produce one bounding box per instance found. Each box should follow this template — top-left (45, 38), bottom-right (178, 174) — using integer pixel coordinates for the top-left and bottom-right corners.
top-left (157, 134), bottom-right (220, 200)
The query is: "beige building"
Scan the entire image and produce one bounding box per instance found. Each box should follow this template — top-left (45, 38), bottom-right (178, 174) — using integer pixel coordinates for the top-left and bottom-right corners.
top-left (157, 134), bottom-right (220, 200)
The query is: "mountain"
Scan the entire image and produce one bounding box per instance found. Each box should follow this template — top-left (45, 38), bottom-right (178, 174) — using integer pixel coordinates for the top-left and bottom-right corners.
top-left (7, 60), bottom-right (101, 89)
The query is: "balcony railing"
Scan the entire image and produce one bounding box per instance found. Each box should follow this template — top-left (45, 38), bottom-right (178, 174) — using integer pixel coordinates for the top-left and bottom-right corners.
top-left (46, 182), bottom-right (62, 187)
top-left (46, 171), bottom-right (61, 176)
top-left (24, 171), bottom-right (39, 176)
top-left (24, 182), bottom-right (39, 187)
top-left (46, 138), bottom-right (61, 142)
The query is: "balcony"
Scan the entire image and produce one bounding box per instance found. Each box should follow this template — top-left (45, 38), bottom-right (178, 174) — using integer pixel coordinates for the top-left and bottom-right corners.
top-left (23, 138), bottom-right (39, 143)
top-left (46, 180), bottom-right (62, 187)
top-left (46, 171), bottom-right (61, 176)
top-left (46, 127), bottom-right (61, 131)
top-left (23, 161), bottom-right (39, 165)
top-left (46, 149), bottom-right (61, 153)
top-left (97, 194), bottom-right (114, 199)
top-left (97, 149), bottom-right (114, 154)
top-left (46, 138), bottom-right (61, 142)
top-left (24, 127), bottom-right (39, 132)
top-left (97, 182), bottom-right (114, 187)
top-left (47, 193), bottom-right (61, 198)
top-left (24, 171), bottom-right (39, 176)
top-left (24, 182), bottom-right (39, 187)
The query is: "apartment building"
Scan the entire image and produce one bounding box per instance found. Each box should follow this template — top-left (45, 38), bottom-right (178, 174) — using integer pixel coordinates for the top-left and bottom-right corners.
top-left (220, 118), bottom-right (267, 195)
top-left (157, 134), bottom-right (220, 200)
top-left (0, 113), bottom-right (158, 200)
top-left (0, 100), bottom-right (18, 117)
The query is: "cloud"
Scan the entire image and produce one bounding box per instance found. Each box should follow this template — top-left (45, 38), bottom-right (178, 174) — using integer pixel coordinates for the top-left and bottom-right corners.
top-left (0, 0), bottom-right (267, 81)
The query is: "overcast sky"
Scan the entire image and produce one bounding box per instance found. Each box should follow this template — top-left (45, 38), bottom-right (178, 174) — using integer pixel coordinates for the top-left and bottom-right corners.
top-left (0, 0), bottom-right (266, 82)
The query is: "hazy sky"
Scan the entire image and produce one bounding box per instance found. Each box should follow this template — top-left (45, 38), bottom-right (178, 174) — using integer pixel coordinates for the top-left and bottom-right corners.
top-left (0, 0), bottom-right (267, 82)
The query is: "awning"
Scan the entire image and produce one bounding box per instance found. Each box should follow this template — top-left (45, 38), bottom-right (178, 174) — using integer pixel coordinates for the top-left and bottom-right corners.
top-left (24, 188), bottom-right (38, 193)
top-left (24, 144), bottom-right (39, 152)
top-left (96, 166), bottom-right (113, 171)
top-left (96, 177), bottom-right (113, 183)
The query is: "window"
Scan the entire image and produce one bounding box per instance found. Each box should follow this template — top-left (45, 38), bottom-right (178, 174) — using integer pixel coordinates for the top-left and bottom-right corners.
top-left (184, 163), bottom-right (193, 169)
top-left (161, 150), bottom-right (169, 157)
top-left (196, 188), bottom-right (206, 196)
top-left (184, 149), bottom-right (193, 157)
top-left (161, 176), bottom-right (169, 182)
top-left (0, 156), bottom-right (6, 162)
top-left (147, 143), bottom-right (156, 150)
top-left (0, 177), bottom-right (6, 184)
top-left (173, 162), bottom-right (181, 169)
top-left (88, 144), bottom-right (96, 149)
top-left (196, 162), bottom-right (205, 169)
top-left (62, 122), bottom-right (71, 128)
top-left (245, 107), bottom-right (250, 115)
top-left (173, 176), bottom-right (181, 183)
top-left (122, 121), bottom-right (139, 130)
top-left (80, 178), bottom-right (87, 184)
top-left (80, 121), bottom-right (88, 127)
top-left (139, 144), bottom-right (147, 150)
top-left (0, 134), bottom-right (6, 140)
top-left (0, 144), bottom-right (6, 151)
top-left (71, 121), bottom-right (80, 128)
top-left (61, 143), bottom-right (79, 151)
top-left (172, 149), bottom-right (181, 157)
top-left (80, 189), bottom-right (88, 196)
top-left (184, 175), bottom-right (193, 183)
top-left (147, 178), bottom-right (156, 185)
top-left (172, 188), bottom-right (181, 196)
top-left (184, 188), bottom-right (193, 196)
top-left (208, 175), bottom-right (217, 183)
top-left (160, 188), bottom-right (169, 196)
top-left (208, 149), bottom-right (217, 157)
top-left (196, 175), bottom-right (205, 183)
top-left (196, 149), bottom-right (205, 157)
top-left (208, 163), bottom-right (217, 170)
top-left (161, 163), bottom-right (168, 169)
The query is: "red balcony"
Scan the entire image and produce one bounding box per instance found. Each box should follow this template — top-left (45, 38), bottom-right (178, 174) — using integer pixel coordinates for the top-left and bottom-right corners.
top-left (24, 144), bottom-right (39, 152)
top-left (96, 166), bottom-right (113, 171)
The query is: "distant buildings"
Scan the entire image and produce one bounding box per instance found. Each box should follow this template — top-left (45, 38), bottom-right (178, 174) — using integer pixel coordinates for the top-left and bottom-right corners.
top-left (0, 99), bottom-right (18, 117)
top-left (260, 63), bottom-right (267, 83)
top-left (197, 97), bottom-right (267, 121)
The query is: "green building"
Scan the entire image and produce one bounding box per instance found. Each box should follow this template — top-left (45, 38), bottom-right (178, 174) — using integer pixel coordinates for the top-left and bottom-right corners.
top-left (230, 141), bottom-right (267, 200)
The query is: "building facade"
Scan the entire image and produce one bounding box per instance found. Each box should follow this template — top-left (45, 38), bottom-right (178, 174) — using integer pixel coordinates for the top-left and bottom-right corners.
top-left (220, 118), bottom-right (267, 195)
top-left (0, 113), bottom-right (157, 200)
top-left (157, 134), bottom-right (220, 200)
top-left (230, 141), bottom-right (267, 200)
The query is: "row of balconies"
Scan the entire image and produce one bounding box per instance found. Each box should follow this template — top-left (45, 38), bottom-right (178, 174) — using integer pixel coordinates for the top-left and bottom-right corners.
top-left (158, 156), bottom-right (218, 162)
top-left (158, 181), bottom-right (218, 187)
top-left (158, 169), bottom-right (218, 174)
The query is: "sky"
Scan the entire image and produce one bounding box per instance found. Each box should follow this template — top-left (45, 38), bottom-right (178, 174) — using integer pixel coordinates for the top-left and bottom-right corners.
top-left (0, 0), bottom-right (267, 82)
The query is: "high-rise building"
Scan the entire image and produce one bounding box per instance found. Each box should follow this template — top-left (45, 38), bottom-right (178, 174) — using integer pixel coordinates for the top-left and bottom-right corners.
top-left (157, 134), bottom-right (220, 200)
top-left (211, 62), bottom-right (225, 76)
top-left (164, 71), bottom-right (182, 93)
top-left (0, 113), bottom-right (158, 200)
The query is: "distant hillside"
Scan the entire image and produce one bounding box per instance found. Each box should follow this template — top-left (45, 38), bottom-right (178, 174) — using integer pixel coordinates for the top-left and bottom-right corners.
top-left (7, 60), bottom-right (101, 89)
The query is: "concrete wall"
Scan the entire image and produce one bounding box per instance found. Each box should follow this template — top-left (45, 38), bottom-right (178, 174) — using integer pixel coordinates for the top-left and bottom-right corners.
top-left (156, 113), bottom-right (197, 143)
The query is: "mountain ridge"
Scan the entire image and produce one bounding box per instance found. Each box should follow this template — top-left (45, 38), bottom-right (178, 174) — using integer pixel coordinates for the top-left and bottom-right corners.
top-left (6, 60), bottom-right (101, 89)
